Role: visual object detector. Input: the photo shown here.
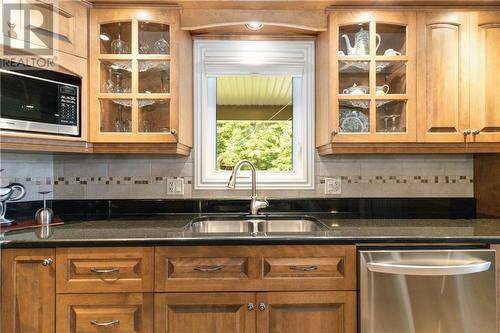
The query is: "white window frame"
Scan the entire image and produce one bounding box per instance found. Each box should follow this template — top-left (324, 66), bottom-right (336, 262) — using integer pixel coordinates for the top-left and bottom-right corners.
top-left (193, 40), bottom-right (315, 190)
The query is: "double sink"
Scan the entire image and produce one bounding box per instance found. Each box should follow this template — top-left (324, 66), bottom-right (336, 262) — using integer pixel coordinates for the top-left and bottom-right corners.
top-left (183, 215), bottom-right (328, 235)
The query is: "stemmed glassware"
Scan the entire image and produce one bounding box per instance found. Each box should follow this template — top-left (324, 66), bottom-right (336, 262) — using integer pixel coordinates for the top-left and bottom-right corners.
top-left (103, 67), bottom-right (116, 93)
top-left (139, 22), bottom-right (151, 54)
top-left (154, 32), bottom-right (169, 54)
top-left (111, 22), bottom-right (129, 54)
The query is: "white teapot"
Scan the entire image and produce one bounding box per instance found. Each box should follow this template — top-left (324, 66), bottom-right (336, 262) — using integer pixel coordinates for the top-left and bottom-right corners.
top-left (341, 27), bottom-right (381, 56)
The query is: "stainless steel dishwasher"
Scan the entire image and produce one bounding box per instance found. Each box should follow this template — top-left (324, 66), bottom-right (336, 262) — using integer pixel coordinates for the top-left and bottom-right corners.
top-left (359, 249), bottom-right (497, 333)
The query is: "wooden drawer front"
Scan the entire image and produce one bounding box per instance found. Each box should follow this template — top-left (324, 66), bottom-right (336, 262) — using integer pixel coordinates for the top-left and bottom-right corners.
top-left (156, 246), bottom-right (256, 292)
top-left (56, 293), bottom-right (153, 333)
top-left (57, 248), bottom-right (153, 293)
top-left (264, 257), bottom-right (342, 278)
top-left (169, 257), bottom-right (248, 279)
top-left (259, 245), bottom-right (356, 291)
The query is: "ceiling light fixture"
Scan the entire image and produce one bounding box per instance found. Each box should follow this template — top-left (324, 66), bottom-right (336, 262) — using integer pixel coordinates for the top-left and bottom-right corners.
top-left (245, 22), bottom-right (264, 31)
top-left (99, 33), bottom-right (110, 41)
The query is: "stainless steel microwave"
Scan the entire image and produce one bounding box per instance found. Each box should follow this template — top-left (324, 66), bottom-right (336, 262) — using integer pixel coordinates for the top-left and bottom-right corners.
top-left (0, 61), bottom-right (80, 136)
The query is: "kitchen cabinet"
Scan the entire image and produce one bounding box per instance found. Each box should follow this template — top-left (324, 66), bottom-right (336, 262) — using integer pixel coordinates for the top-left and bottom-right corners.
top-left (1, 0), bottom-right (88, 58)
top-left (417, 11), bottom-right (500, 145)
top-left (470, 12), bottom-right (500, 143)
top-left (317, 10), bottom-right (500, 155)
top-left (89, 7), bottom-right (192, 155)
top-left (317, 11), bottom-right (417, 145)
top-left (154, 291), bottom-right (356, 333)
top-left (1, 248), bottom-right (55, 333)
top-left (0, 0), bottom-right (90, 153)
top-left (416, 12), bottom-right (470, 143)
top-left (1, 245), bottom-right (356, 333)
top-left (154, 246), bottom-right (356, 332)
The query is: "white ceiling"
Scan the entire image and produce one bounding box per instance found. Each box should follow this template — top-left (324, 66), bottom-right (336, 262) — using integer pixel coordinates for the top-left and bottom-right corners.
top-left (216, 76), bottom-right (292, 106)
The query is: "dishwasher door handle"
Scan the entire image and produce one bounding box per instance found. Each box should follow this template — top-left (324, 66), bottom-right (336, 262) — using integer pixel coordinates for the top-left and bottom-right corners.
top-left (366, 261), bottom-right (491, 276)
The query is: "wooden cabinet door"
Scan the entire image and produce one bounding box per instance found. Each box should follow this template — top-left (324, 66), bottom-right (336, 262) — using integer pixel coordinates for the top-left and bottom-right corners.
top-left (417, 12), bottom-right (470, 142)
top-left (1, 248), bottom-right (55, 333)
top-left (1, 0), bottom-right (87, 58)
top-left (22, 0), bottom-right (88, 58)
top-left (256, 291), bottom-right (356, 333)
top-left (154, 293), bottom-right (256, 333)
top-left (470, 12), bottom-right (500, 143)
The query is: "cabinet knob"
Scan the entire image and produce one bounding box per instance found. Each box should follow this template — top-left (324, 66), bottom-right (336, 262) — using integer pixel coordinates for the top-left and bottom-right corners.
top-left (472, 129), bottom-right (480, 136)
top-left (41, 258), bottom-right (53, 266)
top-left (331, 128), bottom-right (340, 138)
top-left (463, 129), bottom-right (471, 136)
top-left (247, 303), bottom-right (254, 311)
top-left (170, 128), bottom-right (177, 135)
top-left (258, 303), bottom-right (266, 311)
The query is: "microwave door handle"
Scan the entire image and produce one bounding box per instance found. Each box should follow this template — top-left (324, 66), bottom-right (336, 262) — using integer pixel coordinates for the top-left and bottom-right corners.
top-left (366, 261), bottom-right (491, 276)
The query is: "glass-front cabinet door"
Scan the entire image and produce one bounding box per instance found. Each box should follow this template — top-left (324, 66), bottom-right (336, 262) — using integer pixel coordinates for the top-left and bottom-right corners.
top-left (331, 12), bottom-right (416, 142)
top-left (90, 9), bottom-right (177, 143)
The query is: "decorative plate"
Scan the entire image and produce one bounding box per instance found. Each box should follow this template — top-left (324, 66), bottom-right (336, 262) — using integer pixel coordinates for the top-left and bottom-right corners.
top-left (340, 109), bottom-right (369, 133)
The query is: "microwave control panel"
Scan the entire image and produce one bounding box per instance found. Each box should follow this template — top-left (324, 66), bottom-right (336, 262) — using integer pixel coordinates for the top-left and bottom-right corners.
top-left (58, 85), bottom-right (78, 125)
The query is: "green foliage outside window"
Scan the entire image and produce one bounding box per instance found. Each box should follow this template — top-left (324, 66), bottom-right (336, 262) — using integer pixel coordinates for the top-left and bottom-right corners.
top-left (216, 121), bottom-right (293, 171)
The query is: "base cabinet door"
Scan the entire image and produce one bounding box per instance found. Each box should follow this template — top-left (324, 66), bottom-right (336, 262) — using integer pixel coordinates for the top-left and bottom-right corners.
top-left (256, 291), bottom-right (357, 333)
top-left (56, 293), bottom-right (153, 333)
top-left (1, 248), bottom-right (55, 333)
top-left (154, 293), bottom-right (256, 333)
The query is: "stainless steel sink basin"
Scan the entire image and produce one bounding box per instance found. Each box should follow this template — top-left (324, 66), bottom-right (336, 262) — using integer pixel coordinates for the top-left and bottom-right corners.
top-left (184, 215), bottom-right (327, 234)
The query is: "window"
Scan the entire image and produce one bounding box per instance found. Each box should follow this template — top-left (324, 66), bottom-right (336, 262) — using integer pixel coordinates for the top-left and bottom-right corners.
top-left (194, 40), bottom-right (315, 189)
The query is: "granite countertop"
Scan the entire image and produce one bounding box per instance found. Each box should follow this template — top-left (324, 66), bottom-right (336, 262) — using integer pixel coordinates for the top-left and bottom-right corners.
top-left (2, 213), bottom-right (500, 247)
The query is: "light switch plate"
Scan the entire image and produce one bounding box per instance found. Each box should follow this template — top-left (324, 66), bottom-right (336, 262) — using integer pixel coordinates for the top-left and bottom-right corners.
top-left (167, 177), bottom-right (184, 195)
top-left (325, 177), bottom-right (341, 195)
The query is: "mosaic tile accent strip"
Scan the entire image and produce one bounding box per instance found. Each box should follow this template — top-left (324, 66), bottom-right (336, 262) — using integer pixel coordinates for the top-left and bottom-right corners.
top-left (319, 175), bottom-right (473, 184)
top-left (0, 176), bottom-right (192, 185)
top-left (2, 176), bottom-right (473, 186)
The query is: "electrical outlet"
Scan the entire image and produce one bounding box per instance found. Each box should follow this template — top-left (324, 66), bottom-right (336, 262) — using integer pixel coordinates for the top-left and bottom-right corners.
top-left (325, 177), bottom-right (341, 195)
top-left (166, 177), bottom-right (184, 195)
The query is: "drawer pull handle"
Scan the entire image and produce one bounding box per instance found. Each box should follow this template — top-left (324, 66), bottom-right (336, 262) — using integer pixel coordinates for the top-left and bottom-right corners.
top-left (90, 267), bottom-right (120, 274)
top-left (289, 265), bottom-right (318, 272)
top-left (193, 265), bottom-right (223, 272)
top-left (90, 319), bottom-right (120, 327)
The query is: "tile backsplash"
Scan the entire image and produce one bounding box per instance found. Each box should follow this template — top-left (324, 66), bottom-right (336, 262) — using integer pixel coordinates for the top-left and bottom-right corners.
top-left (0, 152), bottom-right (474, 201)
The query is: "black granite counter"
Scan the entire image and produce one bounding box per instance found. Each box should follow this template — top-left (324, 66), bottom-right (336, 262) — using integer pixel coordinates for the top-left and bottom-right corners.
top-left (2, 214), bottom-right (500, 247)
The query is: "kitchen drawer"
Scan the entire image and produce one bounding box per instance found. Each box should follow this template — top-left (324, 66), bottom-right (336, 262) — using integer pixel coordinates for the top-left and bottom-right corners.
top-left (155, 246), bottom-right (257, 292)
top-left (56, 293), bottom-right (153, 333)
top-left (56, 247), bottom-right (154, 293)
top-left (259, 245), bottom-right (356, 291)
top-left (155, 245), bottom-right (356, 292)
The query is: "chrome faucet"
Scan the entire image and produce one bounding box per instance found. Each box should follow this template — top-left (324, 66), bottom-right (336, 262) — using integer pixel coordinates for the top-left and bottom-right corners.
top-left (227, 160), bottom-right (269, 215)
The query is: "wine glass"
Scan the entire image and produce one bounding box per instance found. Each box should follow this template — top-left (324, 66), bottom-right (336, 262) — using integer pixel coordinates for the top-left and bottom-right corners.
top-left (102, 67), bottom-right (115, 93)
top-left (111, 22), bottom-right (129, 54)
top-left (154, 32), bottom-right (169, 54)
top-left (139, 22), bottom-right (151, 54)
top-left (390, 114), bottom-right (401, 132)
